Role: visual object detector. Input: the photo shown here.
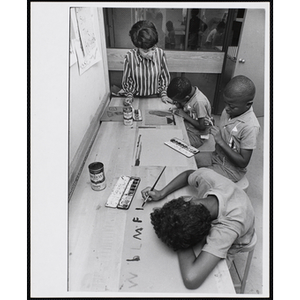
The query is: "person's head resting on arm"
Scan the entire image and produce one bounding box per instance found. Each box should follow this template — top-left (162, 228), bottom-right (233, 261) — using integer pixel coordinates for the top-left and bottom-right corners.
top-left (150, 197), bottom-right (212, 251)
top-left (223, 75), bottom-right (256, 119)
top-left (167, 77), bottom-right (193, 108)
top-left (129, 20), bottom-right (158, 59)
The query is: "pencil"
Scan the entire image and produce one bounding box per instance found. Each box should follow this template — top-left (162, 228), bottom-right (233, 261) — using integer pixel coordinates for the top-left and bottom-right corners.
top-left (142, 166), bottom-right (166, 207)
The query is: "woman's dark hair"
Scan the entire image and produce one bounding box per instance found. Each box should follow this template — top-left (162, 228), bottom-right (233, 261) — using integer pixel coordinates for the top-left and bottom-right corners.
top-left (167, 77), bottom-right (192, 100)
top-left (129, 20), bottom-right (158, 49)
top-left (150, 197), bottom-right (212, 251)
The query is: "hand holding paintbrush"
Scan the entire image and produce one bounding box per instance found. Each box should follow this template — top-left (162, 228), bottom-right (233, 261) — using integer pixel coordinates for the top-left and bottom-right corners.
top-left (204, 116), bottom-right (214, 127)
top-left (141, 166), bottom-right (166, 207)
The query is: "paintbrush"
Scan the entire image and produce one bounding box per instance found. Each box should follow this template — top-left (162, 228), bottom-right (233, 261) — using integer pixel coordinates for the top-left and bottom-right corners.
top-left (142, 166), bottom-right (166, 207)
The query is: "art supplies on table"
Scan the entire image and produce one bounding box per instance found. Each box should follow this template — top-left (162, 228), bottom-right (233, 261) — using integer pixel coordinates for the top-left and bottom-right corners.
top-left (123, 105), bottom-right (134, 126)
top-left (134, 134), bottom-right (142, 166)
top-left (133, 109), bottom-right (142, 121)
top-left (105, 176), bottom-right (141, 209)
top-left (164, 137), bottom-right (200, 157)
top-left (100, 106), bottom-right (142, 122)
top-left (88, 162), bottom-right (106, 191)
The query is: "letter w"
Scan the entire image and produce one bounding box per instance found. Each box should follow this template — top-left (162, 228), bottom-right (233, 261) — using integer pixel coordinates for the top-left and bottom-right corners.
top-left (128, 272), bottom-right (138, 288)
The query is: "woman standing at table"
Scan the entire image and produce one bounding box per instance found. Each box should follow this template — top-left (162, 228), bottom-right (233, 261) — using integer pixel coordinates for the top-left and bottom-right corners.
top-left (122, 20), bottom-right (171, 106)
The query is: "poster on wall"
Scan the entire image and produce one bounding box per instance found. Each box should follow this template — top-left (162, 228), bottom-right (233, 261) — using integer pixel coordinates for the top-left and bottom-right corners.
top-left (70, 7), bottom-right (101, 75)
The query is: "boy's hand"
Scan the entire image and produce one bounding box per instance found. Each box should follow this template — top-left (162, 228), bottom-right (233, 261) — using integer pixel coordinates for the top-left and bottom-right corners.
top-left (204, 116), bottom-right (214, 127)
top-left (141, 187), bottom-right (162, 202)
top-left (174, 101), bottom-right (182, 108)
top-left (209, 125), bottom-right (224, 144)
top-left (170, 108), bottom-right (185, 118)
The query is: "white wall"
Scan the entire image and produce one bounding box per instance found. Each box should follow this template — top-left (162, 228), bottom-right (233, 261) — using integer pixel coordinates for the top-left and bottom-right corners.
top-left (69, 7), bottom-right (109, 164)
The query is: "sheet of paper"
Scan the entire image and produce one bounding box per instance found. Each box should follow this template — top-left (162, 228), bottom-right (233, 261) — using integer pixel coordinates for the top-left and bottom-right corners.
top-left (71, 7), bottom-right (102, 75)
top-left (136, 128), bottom-right (191, 166)
top-left (144, 109), bottom-right (175, 125)
top-left (100, 106), bottom-right (124, 122)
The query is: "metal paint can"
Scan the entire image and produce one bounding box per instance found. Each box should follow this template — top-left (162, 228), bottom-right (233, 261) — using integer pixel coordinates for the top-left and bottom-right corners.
top-left (88, 162), bottom-right (106, 191)
top-left (123, 105), bottom-right (133, 126)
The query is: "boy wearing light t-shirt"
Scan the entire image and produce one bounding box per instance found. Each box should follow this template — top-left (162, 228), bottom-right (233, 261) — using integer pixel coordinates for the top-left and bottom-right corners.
top-left (196, 75), bottom-right (260, 182)
top-left (142, 168), bottom-right (255, 290)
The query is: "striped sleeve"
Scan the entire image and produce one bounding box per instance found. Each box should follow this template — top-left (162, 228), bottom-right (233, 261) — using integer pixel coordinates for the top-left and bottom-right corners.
top-left (122, 52), bottom-right (135, 98)
top-left (157, 49), bottom-right (170, 97)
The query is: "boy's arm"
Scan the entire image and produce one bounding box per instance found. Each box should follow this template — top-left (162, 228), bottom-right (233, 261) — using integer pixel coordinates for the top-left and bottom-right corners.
top-left (174, 109), bottom-right (208, 131)
top-left (177, 248), bottom-right (221, 289)
top-left (196, 117), bottom-right (210, 131)
top-left (210, 126), bottom-right (253, 168)
top-left (141, 169), bottom-right (195, 202)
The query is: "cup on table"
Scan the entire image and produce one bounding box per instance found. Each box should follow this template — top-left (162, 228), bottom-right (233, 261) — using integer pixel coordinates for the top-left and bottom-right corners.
top-left (88, 162), bottom-right (106, 191)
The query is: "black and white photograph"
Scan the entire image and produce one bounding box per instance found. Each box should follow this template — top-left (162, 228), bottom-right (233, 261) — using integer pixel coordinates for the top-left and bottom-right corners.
top-left (29, 1), bottom-right (275, 298)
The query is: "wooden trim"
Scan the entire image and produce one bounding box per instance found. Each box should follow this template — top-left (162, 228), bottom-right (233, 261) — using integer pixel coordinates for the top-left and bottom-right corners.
top-left (68, 92), bottom-right (110, 200)
top-left (107, 48), bottom-right (225, 73)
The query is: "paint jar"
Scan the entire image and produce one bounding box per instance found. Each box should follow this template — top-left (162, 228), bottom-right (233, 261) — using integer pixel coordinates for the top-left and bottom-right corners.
top-left (88, 162), bottom-right (106, 191)
top-left (123, 105), bottom-right (133, 126)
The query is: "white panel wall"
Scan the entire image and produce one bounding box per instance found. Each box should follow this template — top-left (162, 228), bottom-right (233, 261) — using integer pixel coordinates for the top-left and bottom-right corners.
top-left (69, 7), bottom-right (109, 164)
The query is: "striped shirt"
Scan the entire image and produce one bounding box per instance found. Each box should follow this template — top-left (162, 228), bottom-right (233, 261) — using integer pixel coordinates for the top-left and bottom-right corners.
top-left (122, 48), bottom-right (170, 98)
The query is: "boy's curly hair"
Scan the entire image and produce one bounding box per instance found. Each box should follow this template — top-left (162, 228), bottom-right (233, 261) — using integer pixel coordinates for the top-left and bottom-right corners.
top-left (129, 20), bottom-right (158, 49)
top-left (150, 197), bottom-right (212, 251)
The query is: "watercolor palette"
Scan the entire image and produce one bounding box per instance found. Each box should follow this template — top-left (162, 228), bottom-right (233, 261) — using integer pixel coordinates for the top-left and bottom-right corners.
top-left (164, 137), bottom-right (200, 157)
top-left (106, 176), bottom-right (141, 209)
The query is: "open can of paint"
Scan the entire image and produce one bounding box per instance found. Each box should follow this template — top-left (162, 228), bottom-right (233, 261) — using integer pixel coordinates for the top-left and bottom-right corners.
top-left (88, 162), bottom-right (106, 191)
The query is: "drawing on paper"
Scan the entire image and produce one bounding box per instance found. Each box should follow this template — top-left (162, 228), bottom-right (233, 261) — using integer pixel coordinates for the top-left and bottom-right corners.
top-left (70, 7), bottom-right (101, 75)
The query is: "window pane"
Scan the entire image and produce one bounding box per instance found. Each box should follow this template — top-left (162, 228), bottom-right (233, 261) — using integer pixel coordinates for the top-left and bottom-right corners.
top-left (214, 9), bottom-right (245, 114)
top-left (104, 8), bottom-right (229, 51)
top-left (187, 9), bottom-right (228, 51)
top-left (103, 7), bottom-right (239, 114)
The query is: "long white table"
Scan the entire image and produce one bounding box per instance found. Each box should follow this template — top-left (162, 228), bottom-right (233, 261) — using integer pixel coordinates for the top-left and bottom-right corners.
top-left (68, 97), bottom-right (235, 295)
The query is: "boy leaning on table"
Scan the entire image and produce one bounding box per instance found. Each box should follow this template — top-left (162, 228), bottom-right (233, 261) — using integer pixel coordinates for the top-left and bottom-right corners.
top-left (141, 167), bottom-right (256, 289)
top-left (167, 76), bottom-right (213, 149)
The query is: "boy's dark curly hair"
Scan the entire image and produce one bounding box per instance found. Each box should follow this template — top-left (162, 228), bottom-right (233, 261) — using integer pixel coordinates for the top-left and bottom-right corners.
top-left (167, 77), bottom-right (192, 100)
top-left (129, 20), bottom-right (158, 49)
top-left (150, 197), bottom-right (212, 251)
